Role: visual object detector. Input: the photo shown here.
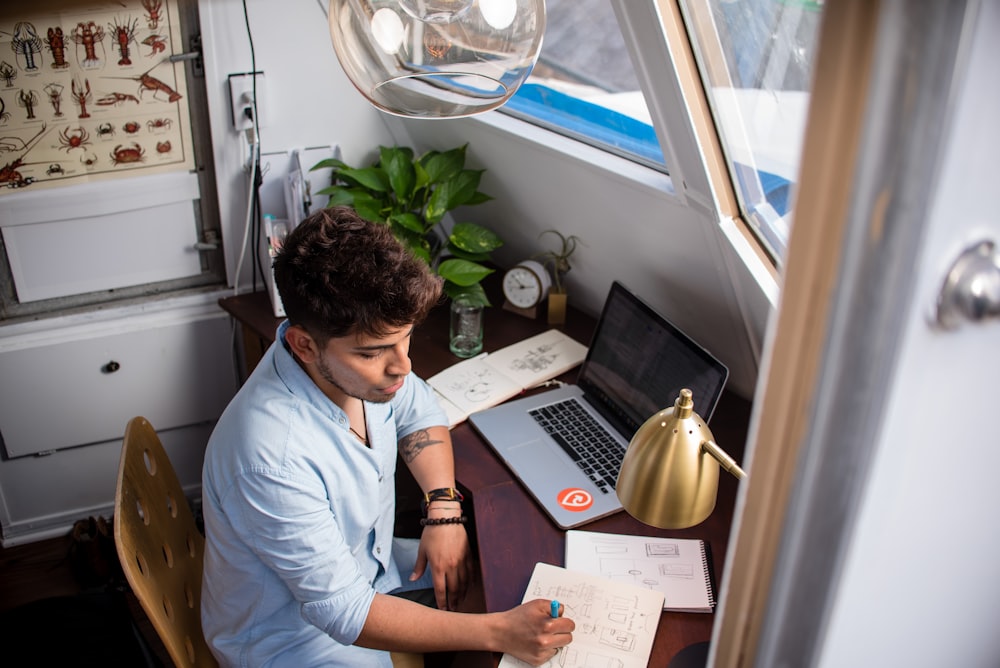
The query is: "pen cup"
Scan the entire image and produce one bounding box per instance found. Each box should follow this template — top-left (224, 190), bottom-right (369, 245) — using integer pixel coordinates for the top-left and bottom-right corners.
top-left (449, 295), bottom-right (484, 358)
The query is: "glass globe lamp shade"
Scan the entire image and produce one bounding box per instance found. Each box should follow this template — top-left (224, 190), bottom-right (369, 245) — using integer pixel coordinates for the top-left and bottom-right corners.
top-left (329, 0), bottom-right (546, 118)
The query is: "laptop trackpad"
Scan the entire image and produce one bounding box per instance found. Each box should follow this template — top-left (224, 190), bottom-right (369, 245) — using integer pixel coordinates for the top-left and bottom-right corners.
top-left (506, 440), bottom-right (574, 478)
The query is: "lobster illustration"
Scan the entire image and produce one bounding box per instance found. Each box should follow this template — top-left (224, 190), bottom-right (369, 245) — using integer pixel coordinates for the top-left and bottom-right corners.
top-left (0, 61), bottom-right (16, 87)
top-left (46, 27), bottom-right (70, 70)
top-left (109, 16), bottom-right (139, 66)
top-left (71, 78), bottom-right (93, 118)
top-left (142, 0), bottom-right (164, 30)
top-left (43, 83), bottom-right (65, 117)
top-left (0, 124), bottom-right (49, 188)
top-left (17, 89), bottom-right (39, 120)
top-left (12, 23), bottom-right (43, 72)
top-left (97, 91), bottom-right (140, 106)
top-left (71, 21), bottom-right (106, 69)
top-left (105, 61), bottom-right (183, 103)
top-left (142, 34), bottom-right (167, 57)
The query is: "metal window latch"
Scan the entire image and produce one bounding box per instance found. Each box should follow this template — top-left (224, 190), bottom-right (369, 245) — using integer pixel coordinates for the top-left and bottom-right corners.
top-left (193, 228), bottom-right (220, 251)
top-left (169, 34), bottom-right (203, 77)
top-left (935, 239), bottom-right (1000, 329)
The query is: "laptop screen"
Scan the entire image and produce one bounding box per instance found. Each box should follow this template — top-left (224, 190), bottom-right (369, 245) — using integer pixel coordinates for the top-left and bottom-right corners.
top-left (576, 281), bottom-right (729, 438)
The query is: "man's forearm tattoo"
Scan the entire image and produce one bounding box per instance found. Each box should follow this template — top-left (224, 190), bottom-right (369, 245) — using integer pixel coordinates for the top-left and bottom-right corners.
top-left (398, 429), bottom-right (444, 463)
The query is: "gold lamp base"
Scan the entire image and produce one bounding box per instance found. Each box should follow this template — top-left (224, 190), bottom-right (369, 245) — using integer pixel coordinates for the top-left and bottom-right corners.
top-left (616, 389), bottom-right (745, 529)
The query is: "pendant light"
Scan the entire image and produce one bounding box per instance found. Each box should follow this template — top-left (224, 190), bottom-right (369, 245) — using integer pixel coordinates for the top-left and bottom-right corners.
top-left (329, 0), bottom-right (546, 118)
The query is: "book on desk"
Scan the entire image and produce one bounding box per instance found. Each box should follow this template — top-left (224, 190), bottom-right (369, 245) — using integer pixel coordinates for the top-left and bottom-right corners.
top-left (427, 329), bottom-right (587, 427)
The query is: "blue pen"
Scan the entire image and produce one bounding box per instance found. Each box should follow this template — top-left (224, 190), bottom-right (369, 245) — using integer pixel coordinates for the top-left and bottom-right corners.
top-left (550, 599), bottom-right (560, 618)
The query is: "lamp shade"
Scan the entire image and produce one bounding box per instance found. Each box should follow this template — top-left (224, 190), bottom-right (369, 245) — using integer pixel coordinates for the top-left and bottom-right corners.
top-left (616, 389), bottom-right (745, 529)
top-left (329, 0), bottom-right (546, 118)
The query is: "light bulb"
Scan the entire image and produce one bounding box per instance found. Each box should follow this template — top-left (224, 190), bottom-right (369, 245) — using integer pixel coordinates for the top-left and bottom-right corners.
top-left (370, 7), bottom-right (405, 54)
top-left (479, 0), bottom-right (516, 29)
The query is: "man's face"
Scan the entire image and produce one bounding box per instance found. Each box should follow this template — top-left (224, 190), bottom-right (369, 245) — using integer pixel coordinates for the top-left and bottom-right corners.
top-left (312, 324), bottom-right (414, 403)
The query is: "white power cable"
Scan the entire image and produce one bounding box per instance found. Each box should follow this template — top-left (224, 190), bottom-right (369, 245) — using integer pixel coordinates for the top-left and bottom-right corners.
top-left (232, 126), bottom-right (259, 296)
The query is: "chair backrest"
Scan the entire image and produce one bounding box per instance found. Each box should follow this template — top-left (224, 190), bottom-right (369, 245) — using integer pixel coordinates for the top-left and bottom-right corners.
top-left (114, 416), bottom-right (218, 668)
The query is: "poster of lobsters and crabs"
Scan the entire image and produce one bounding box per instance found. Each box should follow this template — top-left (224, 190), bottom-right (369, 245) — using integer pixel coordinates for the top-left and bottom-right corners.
top-left (0, 0), bottom-right (194, 194)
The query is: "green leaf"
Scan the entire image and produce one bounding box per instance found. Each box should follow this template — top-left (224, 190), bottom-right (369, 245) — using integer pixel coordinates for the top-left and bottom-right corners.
top-left (310, 157), bottom-right (350, 171)
top-left (338, 166), bottom-right (390, 193)
top-left (449, 222), bottom-right (503, 254)
top-left (465, 190), bottom-right (494, 206)
top-left (437, 258), bottom-right (494, 287)
top-left (323, 189), bottom-right (355, 207)
top-left (389, 212), bottom-right (426, 235)
top-left (420, 145), bottom-right (466, 184)
top-left (446, 243), bottom-right (491, 262)
top-left (381, 146), bottom-right (416, 201)
top-left (351, 191), bottom-right (387, 223)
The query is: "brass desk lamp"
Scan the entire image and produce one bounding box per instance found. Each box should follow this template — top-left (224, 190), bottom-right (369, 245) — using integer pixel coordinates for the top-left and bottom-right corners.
top-left (616, 389), bottom-right (746, 529)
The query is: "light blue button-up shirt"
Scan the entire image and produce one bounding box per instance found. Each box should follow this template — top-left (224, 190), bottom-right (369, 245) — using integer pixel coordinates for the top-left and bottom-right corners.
top-left (201, 321), bottom-right (447, 667)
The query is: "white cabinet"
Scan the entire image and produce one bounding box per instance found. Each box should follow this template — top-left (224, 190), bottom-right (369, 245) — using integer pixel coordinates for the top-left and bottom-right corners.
top-left (0, 292), bottom-right (238, 546)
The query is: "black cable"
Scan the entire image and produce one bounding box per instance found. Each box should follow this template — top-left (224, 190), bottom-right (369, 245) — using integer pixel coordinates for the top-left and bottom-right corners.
top-left (241, 0), bottom-right (266, 293)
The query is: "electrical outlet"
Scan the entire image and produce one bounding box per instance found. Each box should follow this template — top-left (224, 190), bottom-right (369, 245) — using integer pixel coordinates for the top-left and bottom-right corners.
top-left (228, 71), bottom-right (265, 131)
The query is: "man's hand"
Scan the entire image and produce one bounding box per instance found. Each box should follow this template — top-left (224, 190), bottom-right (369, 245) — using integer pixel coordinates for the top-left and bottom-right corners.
top-left (411, 522), bottom-right (473, 610)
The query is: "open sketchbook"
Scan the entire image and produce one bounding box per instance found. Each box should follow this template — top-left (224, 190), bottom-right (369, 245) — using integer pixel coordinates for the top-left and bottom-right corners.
top-left (427, 329), bottom-right (587, 427)
top-left (498, 562), bottom-right (664, 668)
top-left (564, 530), bottom-right (716, 613)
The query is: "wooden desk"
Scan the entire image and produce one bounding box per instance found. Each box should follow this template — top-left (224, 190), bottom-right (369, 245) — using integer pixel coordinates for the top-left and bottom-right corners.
top-left (217, 289), bottom-right (750, 666)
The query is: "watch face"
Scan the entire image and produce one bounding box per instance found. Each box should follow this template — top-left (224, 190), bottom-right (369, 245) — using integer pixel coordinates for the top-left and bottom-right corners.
top-left (503, 265), bottom-right (544, 308)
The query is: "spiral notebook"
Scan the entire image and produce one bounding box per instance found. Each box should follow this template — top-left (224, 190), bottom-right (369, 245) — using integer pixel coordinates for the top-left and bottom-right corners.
top-left (564, 530), bottom-right (716, 613)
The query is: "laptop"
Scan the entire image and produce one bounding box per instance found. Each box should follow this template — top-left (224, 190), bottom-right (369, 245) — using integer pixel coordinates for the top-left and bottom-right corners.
top-left (468, 281), bottom-right (729, 529)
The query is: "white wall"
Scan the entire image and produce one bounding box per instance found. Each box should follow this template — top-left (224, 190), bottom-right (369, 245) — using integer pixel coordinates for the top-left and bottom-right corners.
top-left (196, 0), bottom-right (773, 400)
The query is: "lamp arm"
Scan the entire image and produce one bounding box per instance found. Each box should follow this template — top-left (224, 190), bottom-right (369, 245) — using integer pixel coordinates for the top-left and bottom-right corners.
top-left (702, 440), bottom-right (746, 480)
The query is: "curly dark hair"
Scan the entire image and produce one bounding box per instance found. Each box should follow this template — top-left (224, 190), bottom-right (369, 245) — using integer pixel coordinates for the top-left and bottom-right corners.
top-left (272, 206), bottom-right (443, 342)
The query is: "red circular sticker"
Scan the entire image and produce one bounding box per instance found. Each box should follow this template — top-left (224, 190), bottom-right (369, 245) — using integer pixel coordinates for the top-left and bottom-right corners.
top-left (557, 488), bottom-right (594, 512)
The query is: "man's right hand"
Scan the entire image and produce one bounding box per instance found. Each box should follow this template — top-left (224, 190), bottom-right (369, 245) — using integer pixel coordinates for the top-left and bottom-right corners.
top-left (499, 598), bottom-right (575, 666)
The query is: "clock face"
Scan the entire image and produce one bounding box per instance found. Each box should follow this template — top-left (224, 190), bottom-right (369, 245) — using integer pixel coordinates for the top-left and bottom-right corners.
top-left (503, 261), bottom-right (551, 308)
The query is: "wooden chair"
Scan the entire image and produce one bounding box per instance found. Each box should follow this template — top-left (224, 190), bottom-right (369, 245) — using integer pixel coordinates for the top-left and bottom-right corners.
top-left (114, 416), bottom-right (423, 667)
top-left (114, 416), bottom-right (218, 667)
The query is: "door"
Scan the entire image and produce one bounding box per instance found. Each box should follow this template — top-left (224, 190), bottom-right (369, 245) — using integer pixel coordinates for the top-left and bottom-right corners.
top-left (716, 1), bottom-right (1000, 666)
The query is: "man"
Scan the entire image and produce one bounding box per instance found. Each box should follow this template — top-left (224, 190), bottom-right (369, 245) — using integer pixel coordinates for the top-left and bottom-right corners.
top-left (201, 207), bottom-right (573, 666)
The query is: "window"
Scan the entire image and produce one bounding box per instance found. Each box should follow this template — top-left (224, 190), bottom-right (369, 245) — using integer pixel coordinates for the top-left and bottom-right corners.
top-left (502, 0), bottom-right (667, 171)
top-left (678, 0), bottom-right (822, 260)
top-left (501, 0), bottom-right (820, 264)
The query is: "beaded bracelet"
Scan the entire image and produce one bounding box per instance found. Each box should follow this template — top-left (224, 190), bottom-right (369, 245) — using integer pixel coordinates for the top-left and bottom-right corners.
top-left (419, 515), bottom-right (468, 527)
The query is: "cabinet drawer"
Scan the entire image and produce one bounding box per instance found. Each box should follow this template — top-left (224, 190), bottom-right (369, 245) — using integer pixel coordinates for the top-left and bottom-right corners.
top-left (0, 314), bottom-right (233, 458)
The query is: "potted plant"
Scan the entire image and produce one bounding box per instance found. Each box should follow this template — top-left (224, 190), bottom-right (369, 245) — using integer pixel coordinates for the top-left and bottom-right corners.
top-left (312, 144), bottom-right (502, 307)
top-left (533, 229), bottom-right (583, 325)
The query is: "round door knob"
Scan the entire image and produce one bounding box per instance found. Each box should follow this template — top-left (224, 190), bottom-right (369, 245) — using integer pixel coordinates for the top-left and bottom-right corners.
top-left (102, 360), bottom-right (121, 374)
top-left (936, 240), bottom-right (1000, 329)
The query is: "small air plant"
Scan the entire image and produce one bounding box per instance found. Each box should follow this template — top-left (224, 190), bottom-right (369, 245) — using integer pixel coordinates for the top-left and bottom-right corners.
top-left (534, 229), bottom-right (583, 294)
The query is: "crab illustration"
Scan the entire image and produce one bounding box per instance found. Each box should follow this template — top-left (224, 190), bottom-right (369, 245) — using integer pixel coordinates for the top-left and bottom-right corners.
top-left (110, 142), bottom-right (145, 165)
top-left (96, 122), bottom-right (114, 139)
top-left (58, 126), bottom-right (89, 151)
top-left (146, 117), bottom-right (172, 133)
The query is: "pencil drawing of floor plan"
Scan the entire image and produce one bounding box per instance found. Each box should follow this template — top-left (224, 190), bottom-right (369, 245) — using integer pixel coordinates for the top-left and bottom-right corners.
top-left (498, 562), bottom-right (664, 668)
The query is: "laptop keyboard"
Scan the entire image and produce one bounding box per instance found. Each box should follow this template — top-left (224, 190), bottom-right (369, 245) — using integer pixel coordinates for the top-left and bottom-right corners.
top-left (529, 399), bottom-right (625, 494)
